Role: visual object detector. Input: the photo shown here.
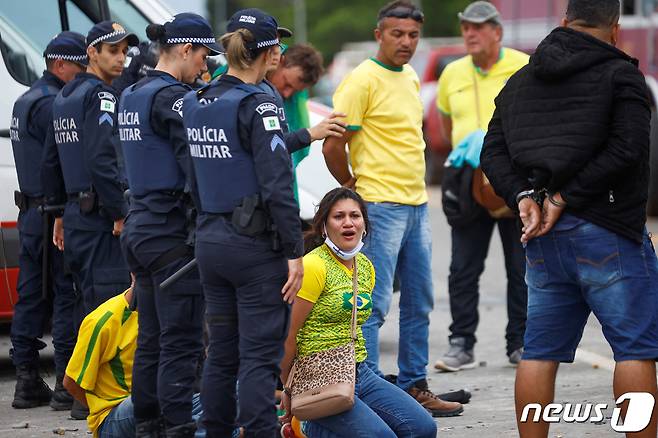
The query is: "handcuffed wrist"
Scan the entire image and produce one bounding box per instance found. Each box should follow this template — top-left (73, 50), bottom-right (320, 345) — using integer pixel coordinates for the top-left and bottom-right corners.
top-left (515, 189), bottom-right (536, 205)
top-left (548, 193), bottom-right (567, 208)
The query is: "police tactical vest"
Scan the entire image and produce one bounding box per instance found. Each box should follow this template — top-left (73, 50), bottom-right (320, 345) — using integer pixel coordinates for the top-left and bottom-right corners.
top-left (52, 78), bottom-right (99, 193)
top-left (119, 75), bottom-right (188, 196)
top-left (258, 80), bottom-right (289, 133)
top-left (182, 84), bottom-right (262, 214)
top-left (11, 81), bottom-right (61, 196)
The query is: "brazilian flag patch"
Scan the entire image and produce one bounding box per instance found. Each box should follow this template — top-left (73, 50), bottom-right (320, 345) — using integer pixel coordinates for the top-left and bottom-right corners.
top-left (342, 292), bottom-right (372, 311)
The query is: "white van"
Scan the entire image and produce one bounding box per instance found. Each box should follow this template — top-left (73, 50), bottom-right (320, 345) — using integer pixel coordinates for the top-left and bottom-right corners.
top-left (0, 0), bottom-right (337, 320)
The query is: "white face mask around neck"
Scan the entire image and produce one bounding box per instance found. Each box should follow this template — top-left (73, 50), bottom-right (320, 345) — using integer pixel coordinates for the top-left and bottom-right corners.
top-left (323, 225), bottom-right (364, 261)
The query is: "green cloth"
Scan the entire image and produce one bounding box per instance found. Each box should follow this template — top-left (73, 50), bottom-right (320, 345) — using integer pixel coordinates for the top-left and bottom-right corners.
top-left (212, 63), bottom-right (228, 79)
top-left (286, 89), bottom-right (311, 202)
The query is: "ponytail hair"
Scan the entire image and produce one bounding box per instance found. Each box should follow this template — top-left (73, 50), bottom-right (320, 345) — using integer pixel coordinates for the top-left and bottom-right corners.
top-left (219, 29), bottom-right (259, 70)
top-left (145, 23), bottom-right (175, 53)
top-left (146, 23), bottom-right (167, 44)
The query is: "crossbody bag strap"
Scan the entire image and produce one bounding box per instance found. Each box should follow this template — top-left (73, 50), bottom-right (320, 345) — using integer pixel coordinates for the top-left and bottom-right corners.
top-left (350, 260), bottom-right (358, 341)
top-left (286, 357), bottom-right (296, 389)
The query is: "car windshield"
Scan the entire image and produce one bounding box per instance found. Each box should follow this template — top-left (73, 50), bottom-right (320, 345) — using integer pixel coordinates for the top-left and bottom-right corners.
top-left (0, 0), bottom-right (148, 85)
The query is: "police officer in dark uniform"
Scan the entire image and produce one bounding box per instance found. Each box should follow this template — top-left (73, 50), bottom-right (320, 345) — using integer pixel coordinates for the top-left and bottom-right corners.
top-left (213, 31), bottom-right (344, 158)
top-left (42, 21), bottom-right (138, 321)
top-left (251, 28), bottom-right (310, 153)
top-left (183, 8), bottom-right (304, 438)
top-left (118, 13), bottom-right (220, 438)
top-left (9, 32), bottom-right (86, 412)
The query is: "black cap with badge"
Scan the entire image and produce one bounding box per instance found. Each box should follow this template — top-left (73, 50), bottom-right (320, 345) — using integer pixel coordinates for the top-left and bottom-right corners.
top-left (226, 8), bottom-right (282, 51)
top-left (162, 12), bottom-right (222, 55)
top-left (43, 31), bottom-right (88, 66)
top-left (86, 20), bottom-right (139, 48)
top-left (277, 26), bottom-right (293, 38)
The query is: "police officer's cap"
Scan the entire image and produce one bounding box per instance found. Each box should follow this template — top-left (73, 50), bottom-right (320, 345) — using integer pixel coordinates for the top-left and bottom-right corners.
top-left (226, 8), bottom-right (282, 51)
top-left (86, 21), bottom-right (139, 48)
top-left (278, 27), bottom-right (293, 38)
top-left (43, 31), bottom-right (88, 66)
top-left (162, 13), bottom-right (222, 55)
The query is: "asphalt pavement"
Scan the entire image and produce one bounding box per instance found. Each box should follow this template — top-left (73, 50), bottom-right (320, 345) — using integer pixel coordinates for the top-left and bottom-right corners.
top-left (0, 187), bottom-right (656, 437)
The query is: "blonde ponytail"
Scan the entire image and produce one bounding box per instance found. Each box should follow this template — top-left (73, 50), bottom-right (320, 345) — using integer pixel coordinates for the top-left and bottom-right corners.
top-left (219, 29), bottom-right (255, 70)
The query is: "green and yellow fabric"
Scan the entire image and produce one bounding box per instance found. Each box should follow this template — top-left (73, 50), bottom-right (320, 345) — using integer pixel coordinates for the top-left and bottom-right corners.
top-left (296, 244), bottom-right (375, 362)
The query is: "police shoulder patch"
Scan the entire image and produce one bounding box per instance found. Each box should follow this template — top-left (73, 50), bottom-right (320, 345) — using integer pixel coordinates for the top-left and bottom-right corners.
top-left (255, 102), bottom-right (278, 115)
top-left (262, 116), bottom-right (281, 132)
top-left (97, 91), bottom-right (116, 104)
top-left (171, 98), bottom-right (184, 117)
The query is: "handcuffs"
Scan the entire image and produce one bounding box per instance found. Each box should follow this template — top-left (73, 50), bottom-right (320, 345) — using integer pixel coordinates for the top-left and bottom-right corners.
top-left (515, 188), bottom-right (566, 209)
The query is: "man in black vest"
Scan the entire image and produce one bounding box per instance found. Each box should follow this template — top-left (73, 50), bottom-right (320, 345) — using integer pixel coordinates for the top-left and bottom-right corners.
top-left (9, 32), bottom-right (87, 411)
top-left (481, 0), bottom-right (658, 436)
top-left (42, 21), bottom-right (137, 326)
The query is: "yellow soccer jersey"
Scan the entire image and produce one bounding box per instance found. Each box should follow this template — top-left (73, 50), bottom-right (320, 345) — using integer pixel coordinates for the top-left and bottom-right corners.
top-left (333, 58), bottom-right (428, 206)
top-left (437, 48), bottom-right (529, 146)
top-left (65, 292), bottom-right (137, 437)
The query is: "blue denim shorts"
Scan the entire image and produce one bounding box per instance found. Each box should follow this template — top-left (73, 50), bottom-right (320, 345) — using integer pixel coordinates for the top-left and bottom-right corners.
top-left (523, 215), bottom-right (658, 363)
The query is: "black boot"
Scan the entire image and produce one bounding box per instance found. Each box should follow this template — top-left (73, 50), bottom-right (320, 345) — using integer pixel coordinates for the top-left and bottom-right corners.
top-left (12, 364), bottom-right (52, 409)
top-left (50, 373), bottom-right (73, 410)
top-left (165, 422), bottom-right (196, 438)
top-left (70, 398), bottom-right (89, 420)
top-left (136, 418), bottom-right (163, 438)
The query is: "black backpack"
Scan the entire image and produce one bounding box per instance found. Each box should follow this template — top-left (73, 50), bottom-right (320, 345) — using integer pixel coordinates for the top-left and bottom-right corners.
top-left (441, 165), bottom-right (485, 228)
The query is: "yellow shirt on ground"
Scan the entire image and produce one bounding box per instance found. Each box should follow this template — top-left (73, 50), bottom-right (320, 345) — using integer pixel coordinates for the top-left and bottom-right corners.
top-left (296, 244), bottom-right (375, 362)
top-left (333, 58), bottom-right (428, 206)
top-left (65, 292), bottom-right (137, 437)
top-left (437, 48), bottom-right (529, 146)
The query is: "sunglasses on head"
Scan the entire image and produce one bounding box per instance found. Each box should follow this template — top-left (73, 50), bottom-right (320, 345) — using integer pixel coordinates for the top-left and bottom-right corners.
top-left (381, 6), bottom-right (424, 23)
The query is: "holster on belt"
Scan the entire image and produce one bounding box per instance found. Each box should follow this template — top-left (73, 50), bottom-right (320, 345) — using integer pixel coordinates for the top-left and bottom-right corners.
top-left (231, 194), bottom-right (268, 237)
top-left (14, 191), bottom-right (27, 213)
top-left (78, 191), bottom-right (97, 214)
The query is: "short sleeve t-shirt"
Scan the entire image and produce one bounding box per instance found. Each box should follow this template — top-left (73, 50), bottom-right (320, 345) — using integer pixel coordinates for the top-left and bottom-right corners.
top-left (65, 292), bottom-right (137, 437)
top-left (332, 58), bottom-right (428, 206)
top-left (296, 244), bottom-right (375, 362)
top-left (437, 48), bottom-right (529, 146)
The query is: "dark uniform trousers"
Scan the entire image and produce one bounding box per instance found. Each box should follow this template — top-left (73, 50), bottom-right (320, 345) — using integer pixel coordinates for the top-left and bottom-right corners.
top-left (196, 216), bottom-right (289, 438)
top-left (120, 205), bottom-right (203, 426)
top-left (448, 212), bottom-right (528, 355)
top-left (62, 205), bottom-right (130, 322)
top-left (10, 208), bottom-right (76, 374)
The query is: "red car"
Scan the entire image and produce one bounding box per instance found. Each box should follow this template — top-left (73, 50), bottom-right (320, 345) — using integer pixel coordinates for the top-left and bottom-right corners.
top-left (419, 44), bottom-right (468, 184)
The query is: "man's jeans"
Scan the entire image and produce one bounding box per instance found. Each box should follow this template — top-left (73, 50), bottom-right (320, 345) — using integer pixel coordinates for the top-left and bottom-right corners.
top-left (97, 394), bottom-right (241, 438)
top-left (303, 363), bottom-right (437, 438)
top-left (523, 214), bottom-right (658, 362)
top-left (448, 212), bottom-right (527, 355)
top-left (361, 202), bottom-right (434, 390)
top-left (97, 394), bottom-right (203, 437)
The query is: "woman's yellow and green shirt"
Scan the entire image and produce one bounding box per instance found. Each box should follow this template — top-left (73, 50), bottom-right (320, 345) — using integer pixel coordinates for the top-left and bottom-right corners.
top-left (296, 244), bottom-right (375, 362)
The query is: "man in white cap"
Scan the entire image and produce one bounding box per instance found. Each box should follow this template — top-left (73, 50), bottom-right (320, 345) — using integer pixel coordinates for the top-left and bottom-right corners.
top-left (435, 0), bottom-right (529, 372)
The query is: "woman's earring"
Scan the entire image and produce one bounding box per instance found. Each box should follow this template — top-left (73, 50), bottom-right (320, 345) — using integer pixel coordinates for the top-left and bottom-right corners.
top-left (362, 230), bottom-right (367, 238)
